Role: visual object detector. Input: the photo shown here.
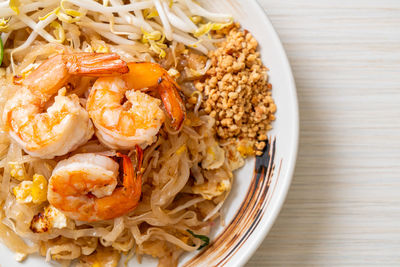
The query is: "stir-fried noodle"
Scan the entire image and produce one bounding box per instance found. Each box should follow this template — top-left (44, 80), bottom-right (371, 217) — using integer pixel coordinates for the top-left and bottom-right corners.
top-left (0, 0), bottom-right (248, 266)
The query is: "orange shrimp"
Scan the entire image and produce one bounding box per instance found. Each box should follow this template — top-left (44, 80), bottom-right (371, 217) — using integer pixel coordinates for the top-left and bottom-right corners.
top-left (47, 146), bottom-right (143, 222)
top-left (123, 62), bottom-right (186, 130)
top-left (87, 62), bottom-right (186, 150)
top-left (23, 53), bottom-right (129, 95)
top-left (3, 52), bottom-right (129, 159)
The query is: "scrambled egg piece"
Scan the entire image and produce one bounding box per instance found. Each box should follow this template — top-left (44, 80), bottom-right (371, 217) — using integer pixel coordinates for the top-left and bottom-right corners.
top-left (9, 162), bottom-right (27, 181)
top-left (167, 68), bottom-right (180, 79)
top-left (224, 144), bottom-right (245, 171)
top-left (30, 213), bottom-right (49, 233)
top-left (236, 143), bottom-right (255, 158)
top-left (202, 143), bottom-right (225, 170)
top-left (30, 205), bottom-right (70, 233)
top-left (79, 246), bottom-right (120, 267)
top-left (14, 252), bottom-right (27, 262)
top-left (176, 144), bottom-right (187, 155)
top-left (92, 43), bottom-right (109, 53)
top-left (218, 179), bottom-right (231, 193)
top-left (45, 205), bottom-right (69, 229)
top-left (13, 174), bottom-right (47, 204)
top-left (82, 40), bottom-right (109, 53)
top-left (13, 181), bottom-right (33, 203)
top-left (31, 174), bottom-right (48, 204)
top-left (192, 179), bottom-right (231, 200)
top-left (185, 112), bottom-right (203, 127)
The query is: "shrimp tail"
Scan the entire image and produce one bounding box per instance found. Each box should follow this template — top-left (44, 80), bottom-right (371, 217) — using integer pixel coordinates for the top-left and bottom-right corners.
top-left (123, 62), bottom-right (186, 130)
top-left (65, 53), bottom-right (129, 76)
top-left (135, 145), bottom-right (144, 172)
top-left (23, 52), bottom-right (129, 96)
top-left (88, 149), bottom-right (143, 221)
top-left (117, 145), bottom-right (143, 190)
top-left (158, 74), bottom-right (186, 130)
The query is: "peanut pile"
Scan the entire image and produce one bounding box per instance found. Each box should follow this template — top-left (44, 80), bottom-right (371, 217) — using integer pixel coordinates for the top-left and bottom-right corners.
top-left (195, 24), bottom-right (276, 156)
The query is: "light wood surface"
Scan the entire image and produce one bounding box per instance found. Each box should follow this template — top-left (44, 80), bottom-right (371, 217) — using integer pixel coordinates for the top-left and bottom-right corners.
top-left (247, 0), bottom-right (400, 266)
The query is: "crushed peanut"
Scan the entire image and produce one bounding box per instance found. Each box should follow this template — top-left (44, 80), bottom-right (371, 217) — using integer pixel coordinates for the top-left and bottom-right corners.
top-left (197, 24), bottom-right (276, 156)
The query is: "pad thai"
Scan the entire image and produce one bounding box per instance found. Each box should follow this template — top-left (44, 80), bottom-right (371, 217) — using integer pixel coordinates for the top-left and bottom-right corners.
top-left (0, 0), bottom-right (276, 266)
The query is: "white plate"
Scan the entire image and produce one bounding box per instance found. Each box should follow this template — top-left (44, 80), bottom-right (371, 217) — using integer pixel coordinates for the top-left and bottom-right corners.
top-left (0, 0), bottom-right (298, 266)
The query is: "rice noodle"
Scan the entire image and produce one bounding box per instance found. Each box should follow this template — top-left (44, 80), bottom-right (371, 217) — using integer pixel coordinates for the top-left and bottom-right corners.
top-left (45, 243), bottom-right (81, 261)
top-left (193, 91), bottom-right (203, 115)
top-left (101, 217), bottom-right (125, 244)
top-left (203, 200), bottom-right (224, 222)
top-left (131, 226), bottom-right (200, 251)
top-left (0, 155), bottom-right (36, 168)
top-left (168, 197), bottom-right (205, 214)
top-left (111, 229), bottom-right (134, 252)
top-left (52, 227), bottom-right (111, 239)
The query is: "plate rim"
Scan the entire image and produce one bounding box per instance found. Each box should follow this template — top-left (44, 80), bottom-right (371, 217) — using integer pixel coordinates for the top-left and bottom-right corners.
top-left (181, 1), bottom-right (299, 265)
top-left (236, 0), bottom-right (299, 265)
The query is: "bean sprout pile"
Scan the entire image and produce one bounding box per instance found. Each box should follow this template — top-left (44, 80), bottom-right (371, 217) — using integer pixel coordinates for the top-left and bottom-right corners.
top-left (0, 0), bottom-right (232, 71)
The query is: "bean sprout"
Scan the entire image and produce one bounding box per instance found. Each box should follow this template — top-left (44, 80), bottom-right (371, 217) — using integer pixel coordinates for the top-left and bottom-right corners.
top-left (1, 0), bottom-right (232, 71)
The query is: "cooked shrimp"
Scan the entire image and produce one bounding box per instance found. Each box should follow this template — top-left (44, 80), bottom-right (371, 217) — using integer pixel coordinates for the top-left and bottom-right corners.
top-left (23, 53), bottom-right (130, 94)
top-left (3, 53), bottom-right (129, 159)
top-left (48, 147), bottom-right (143, 222)
top-left (87, 62), bottom-right (186, 150)
top-left (122, 62), bottom-right (186, 130)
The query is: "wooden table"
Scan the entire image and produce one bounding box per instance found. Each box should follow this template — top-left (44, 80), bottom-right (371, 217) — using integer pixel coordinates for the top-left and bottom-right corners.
top-left (247, 1), bottom-right (400, 266)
